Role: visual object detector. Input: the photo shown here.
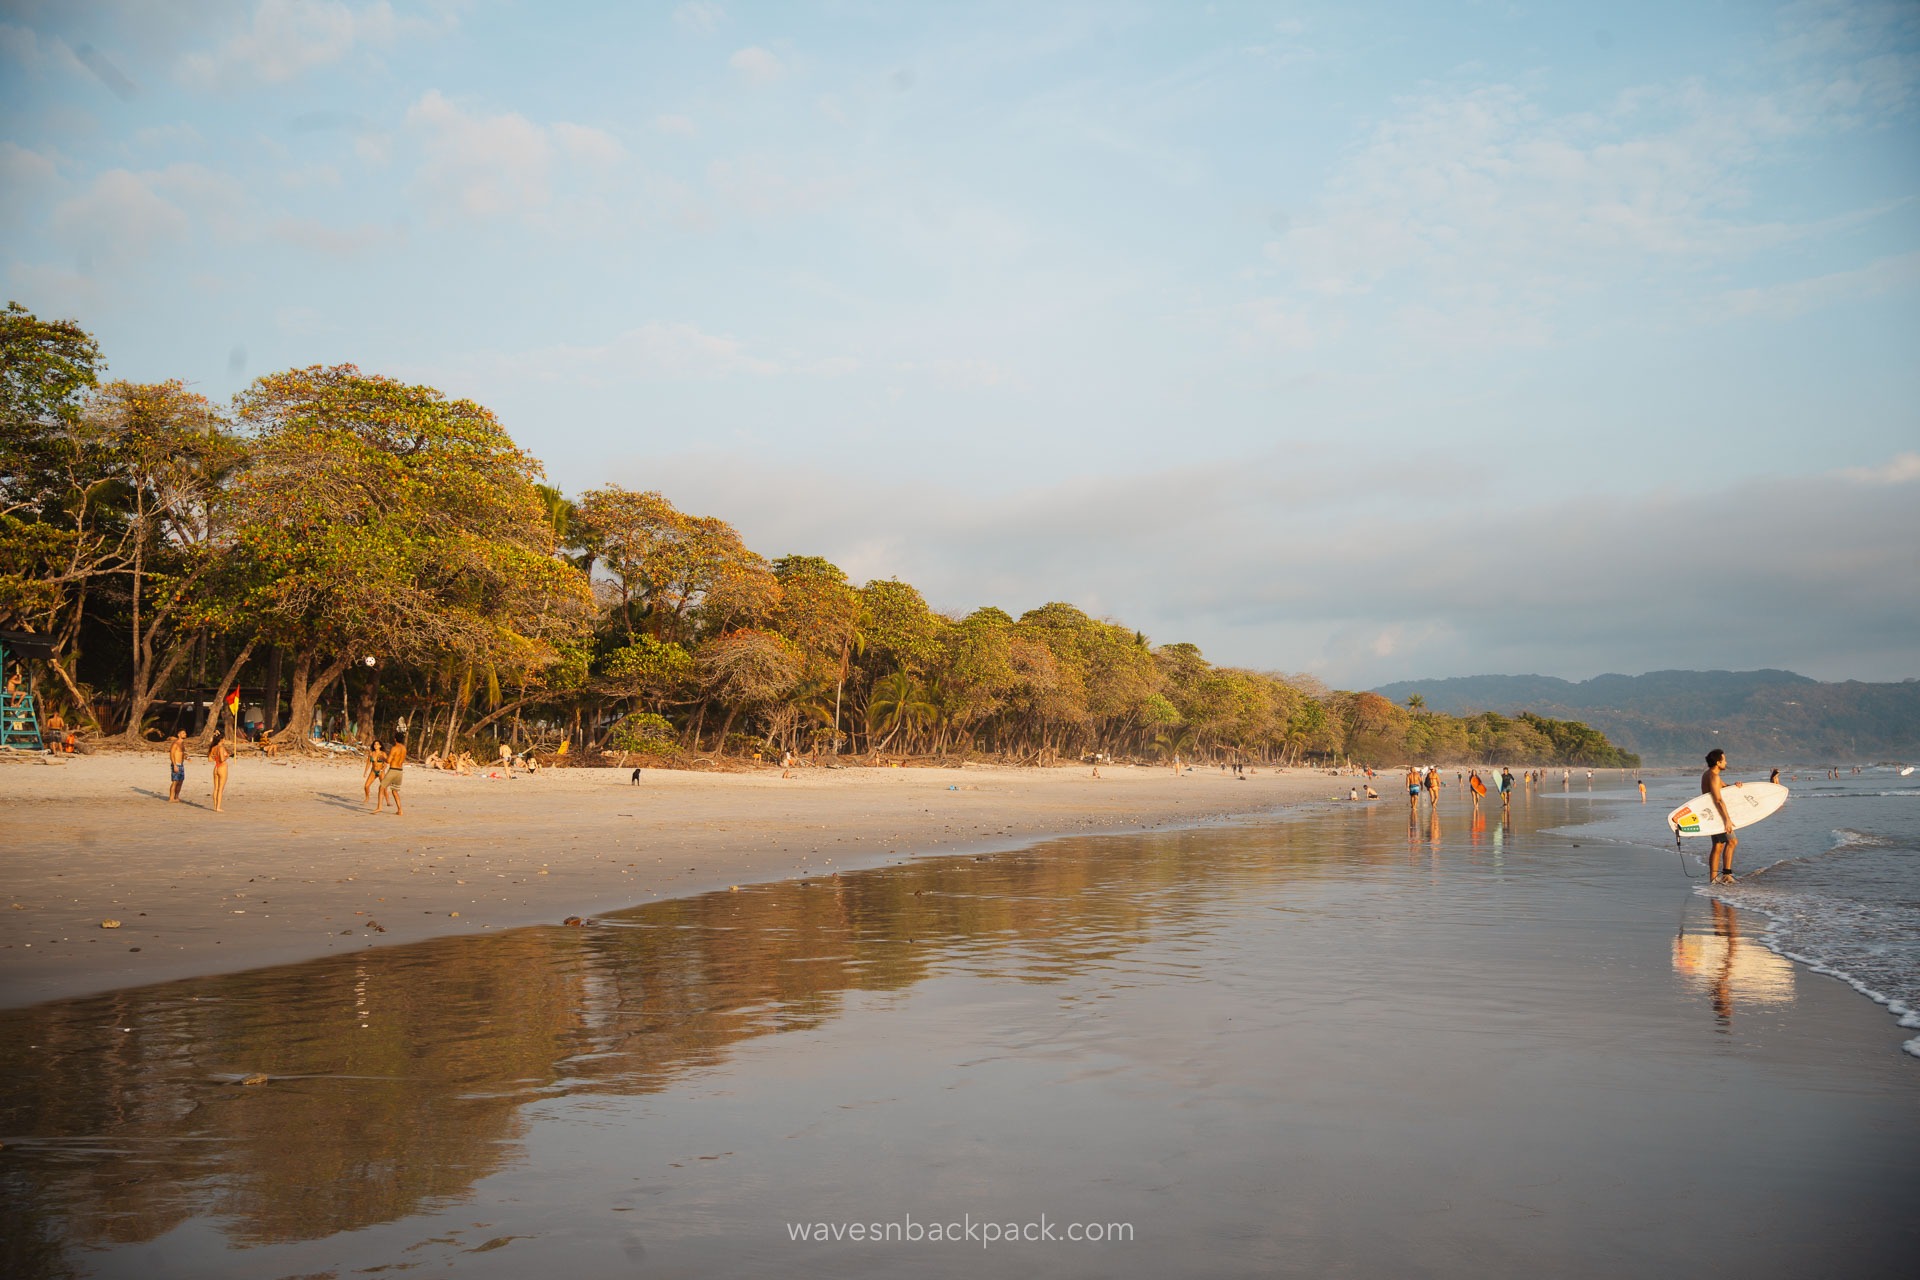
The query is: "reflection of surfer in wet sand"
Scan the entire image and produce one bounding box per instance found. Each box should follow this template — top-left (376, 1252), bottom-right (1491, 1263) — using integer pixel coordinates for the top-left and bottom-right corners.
top-left (1703, 748), bottom-right (1738, 884)
top-left (1708, 897), bottom-right (1740, 1028)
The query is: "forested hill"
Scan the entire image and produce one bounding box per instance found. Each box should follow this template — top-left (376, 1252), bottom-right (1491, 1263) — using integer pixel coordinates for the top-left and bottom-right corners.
top-left (1371, 671), bottom-right (1920, 764)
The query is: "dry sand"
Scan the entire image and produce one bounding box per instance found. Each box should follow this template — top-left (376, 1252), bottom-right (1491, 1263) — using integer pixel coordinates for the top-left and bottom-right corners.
top-left (0, 750), bottom-right (1350, 1007)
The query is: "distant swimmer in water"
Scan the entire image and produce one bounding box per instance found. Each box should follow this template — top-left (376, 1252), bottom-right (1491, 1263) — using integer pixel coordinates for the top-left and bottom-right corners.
top-left (1704, 748), bottom-right (1737, 884)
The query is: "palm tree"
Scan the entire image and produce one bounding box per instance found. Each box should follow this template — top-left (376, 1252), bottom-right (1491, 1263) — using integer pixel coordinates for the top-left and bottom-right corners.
top-left (867, 670), bottom-right (936, 753)
top-left (1407, 693), bottom-right (1426, 714)
top-left (535, 483), bottom-right (593, 572)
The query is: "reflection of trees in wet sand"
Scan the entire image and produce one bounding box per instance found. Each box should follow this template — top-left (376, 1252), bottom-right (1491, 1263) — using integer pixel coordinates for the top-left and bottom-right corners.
top-left (0, 828), bottom-right (1313, 1265)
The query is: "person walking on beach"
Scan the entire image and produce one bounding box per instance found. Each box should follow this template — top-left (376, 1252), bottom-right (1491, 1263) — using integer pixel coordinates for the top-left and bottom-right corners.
top-left (363, 739), bottom-right (388, 801)
top-left (374, 739), bottom-right (405, 815)
top-left (167, 730), bottom-right (188, 802)
top-left (1703, 748), bottom-right (1738, 883)
top-left (1423, 766), bottom-right (1439, 805)
top-left (1469, 770), bottom-right (1486, 809)
top-left (1638, 779), bottom-right (1647, 803)
top-left (1500, 767), bottom-right (1515, 811)
top-left (1405, 766), bottom-right (1421, 809)
top-left (208, 730), bottom-right (230, 813)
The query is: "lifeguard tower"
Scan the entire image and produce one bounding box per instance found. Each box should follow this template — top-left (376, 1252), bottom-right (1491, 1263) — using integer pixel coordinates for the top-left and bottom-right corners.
top-left (0, 630), bottom-right (51, 752)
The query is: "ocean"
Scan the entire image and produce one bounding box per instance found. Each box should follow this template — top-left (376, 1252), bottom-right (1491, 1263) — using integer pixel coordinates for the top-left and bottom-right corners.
top-left (1553, 765), bottom-right (1920, 1058)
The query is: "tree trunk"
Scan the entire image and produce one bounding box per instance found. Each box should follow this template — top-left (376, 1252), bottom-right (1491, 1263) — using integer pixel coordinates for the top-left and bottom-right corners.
top-left (43, 655), bottom-right (104, 733)
top-left (196, 637), bottom-right (259, 747)
top-left (118, 636), bottom-right (193, 743)
top-left (713, 703), bottom-right (739, 756)
top-left (277, 651), bottom-right (355, 745)
top-left (261, 645), bottom-right (283, 734)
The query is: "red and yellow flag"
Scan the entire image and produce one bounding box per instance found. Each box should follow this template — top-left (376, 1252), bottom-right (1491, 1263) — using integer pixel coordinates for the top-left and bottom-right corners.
top-left (224, 688), bottom-right (240, 717)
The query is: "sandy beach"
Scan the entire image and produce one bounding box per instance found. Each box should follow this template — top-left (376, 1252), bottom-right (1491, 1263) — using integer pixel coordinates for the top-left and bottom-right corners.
top-left (0, 750), bottom-right (1348, 1008)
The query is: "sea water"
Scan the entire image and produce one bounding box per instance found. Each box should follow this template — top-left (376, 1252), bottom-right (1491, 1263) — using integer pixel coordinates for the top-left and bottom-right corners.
top-left (1551, 766), bottom-right (1920, 1058)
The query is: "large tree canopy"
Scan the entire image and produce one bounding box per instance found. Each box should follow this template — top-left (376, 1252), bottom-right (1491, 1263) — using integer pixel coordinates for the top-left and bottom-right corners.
top-left (0, 308), bottom-right (1639, 769)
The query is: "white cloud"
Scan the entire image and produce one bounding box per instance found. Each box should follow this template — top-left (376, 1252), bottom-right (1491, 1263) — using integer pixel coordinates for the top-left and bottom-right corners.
top-left (50, 168), bottom-right (191, 264)
top-left (553, 121), bottom-right (624, 169)
top-left (271, 215), bottom-right (400, 255)
top-left (1840, 452), bottom-right (1920, 485)
top-left (406, 89), bottom-right (554, 217)
top-left (706, 156), bottom-right (848, 220)
top-left (728, 45), bottom-right (784, 84)
top-left (0, 21), bottom-right (87, 78)
top-left (403, 92), bottom-right (633, 222)
top-left (653, 113), bottom-right (697, 137)
top-left (1720, 250), bottom-right (1920, 320)
top-left (1257, 20), bottom-right (1918, 354)
top-left (620, 447), bottom-right (1920, 684)
top-left (179, 0), bottom-right (413, 87)
top-left (673, 2), bottom-right (726, 33)
top-left (0, 141), bottom-right (61, 227)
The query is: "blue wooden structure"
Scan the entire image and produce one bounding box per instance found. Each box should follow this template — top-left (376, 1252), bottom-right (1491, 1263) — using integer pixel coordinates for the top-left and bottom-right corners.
top-left (0, 630), bottom-right (51, 752)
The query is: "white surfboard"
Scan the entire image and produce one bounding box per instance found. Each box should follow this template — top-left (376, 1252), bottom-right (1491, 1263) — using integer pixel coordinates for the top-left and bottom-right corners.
top-left (1666, 781), bottom-right (1789, 838)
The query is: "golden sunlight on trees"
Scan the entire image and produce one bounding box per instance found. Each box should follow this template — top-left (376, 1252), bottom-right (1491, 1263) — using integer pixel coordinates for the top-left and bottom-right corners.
top-left (0, 304), bottom-right (1638, 769)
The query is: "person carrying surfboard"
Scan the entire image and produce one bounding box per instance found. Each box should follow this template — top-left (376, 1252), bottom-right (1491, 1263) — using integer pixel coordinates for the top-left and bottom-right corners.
top-left (1703, 748), bottom-right (1738, 884)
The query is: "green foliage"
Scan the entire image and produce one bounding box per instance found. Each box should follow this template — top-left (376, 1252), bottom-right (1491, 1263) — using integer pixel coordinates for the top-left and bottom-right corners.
top-left (601, 635), bottom-right (695, 703)
top-left (0, 310), bottom-right (1642, 769)
top-left (858, 579), bottom-right (942, 674)
top-left (606, 711), bottom-right (677, 755)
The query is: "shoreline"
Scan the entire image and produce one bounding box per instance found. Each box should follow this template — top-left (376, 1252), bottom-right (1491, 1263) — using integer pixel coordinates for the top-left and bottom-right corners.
top-left (1, 751), bottom-right (1366, 1009)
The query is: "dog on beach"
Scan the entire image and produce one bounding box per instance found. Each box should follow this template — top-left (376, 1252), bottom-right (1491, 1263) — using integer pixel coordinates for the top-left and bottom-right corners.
top-left (631, 768), bottom-right (642, 784)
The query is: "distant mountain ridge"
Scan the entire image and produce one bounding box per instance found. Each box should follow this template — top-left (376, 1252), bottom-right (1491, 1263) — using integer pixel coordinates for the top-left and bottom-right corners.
top-left (1369, 670), bottom-right (1920, 765)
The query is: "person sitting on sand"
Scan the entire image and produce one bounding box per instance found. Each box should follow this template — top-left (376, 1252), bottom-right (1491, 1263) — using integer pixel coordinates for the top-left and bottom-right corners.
top-left (375, 740), bottom-right (406, 815)
top-left (1365, 785), bottom-right (1379, 799)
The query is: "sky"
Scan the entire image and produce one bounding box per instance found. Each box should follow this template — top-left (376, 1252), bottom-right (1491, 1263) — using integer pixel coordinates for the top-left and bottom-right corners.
top-left (3, 0), bottom-right (1917, 687)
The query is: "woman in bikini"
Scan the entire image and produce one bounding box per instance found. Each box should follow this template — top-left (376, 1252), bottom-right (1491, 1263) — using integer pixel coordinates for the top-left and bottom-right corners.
top-left (208, 730), bottom-right (230, 813)
top-left (363, 739), bottom-right (388, 800)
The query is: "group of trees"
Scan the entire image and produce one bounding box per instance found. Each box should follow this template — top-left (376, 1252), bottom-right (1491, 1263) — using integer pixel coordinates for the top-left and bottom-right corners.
top-left (1, 303), bottom-right (1636, 768)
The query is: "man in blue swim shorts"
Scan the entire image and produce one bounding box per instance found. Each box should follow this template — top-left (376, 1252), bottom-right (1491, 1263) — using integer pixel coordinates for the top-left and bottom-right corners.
top-left (167, 729), bottom-right (188, 802)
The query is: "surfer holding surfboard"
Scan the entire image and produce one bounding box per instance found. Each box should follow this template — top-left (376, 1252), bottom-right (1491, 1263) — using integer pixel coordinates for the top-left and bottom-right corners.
top-left (1702, 749), bottom-right (1738, 883)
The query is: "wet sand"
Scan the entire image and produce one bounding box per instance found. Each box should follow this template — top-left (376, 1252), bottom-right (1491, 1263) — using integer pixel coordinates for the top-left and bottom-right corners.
top-left (0, 781), bottom-right (1912, 1278)
top-left (0, 751), bottom-right (1348, 1008)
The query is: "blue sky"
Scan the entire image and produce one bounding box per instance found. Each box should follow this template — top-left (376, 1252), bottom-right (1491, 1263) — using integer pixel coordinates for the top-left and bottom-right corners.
top-left (4, 0), bottom-right (1917, 685)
